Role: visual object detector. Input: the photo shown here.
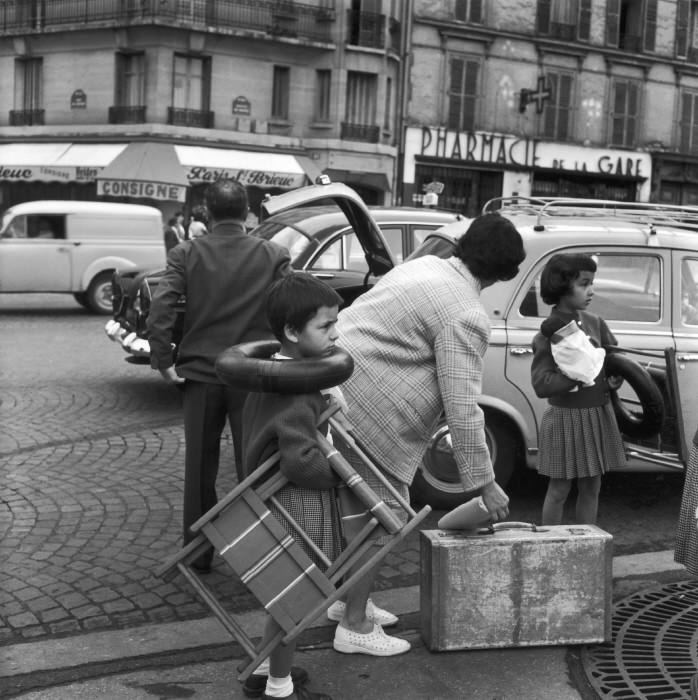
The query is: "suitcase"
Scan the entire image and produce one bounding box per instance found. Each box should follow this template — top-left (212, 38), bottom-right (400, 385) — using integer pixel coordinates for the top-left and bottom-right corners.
top-left (420, 523), bottom-right (613, 651)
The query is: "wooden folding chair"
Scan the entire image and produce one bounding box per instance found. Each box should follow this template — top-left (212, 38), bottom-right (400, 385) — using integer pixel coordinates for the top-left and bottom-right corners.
top-left (156, 405), bottom-right (431, 682)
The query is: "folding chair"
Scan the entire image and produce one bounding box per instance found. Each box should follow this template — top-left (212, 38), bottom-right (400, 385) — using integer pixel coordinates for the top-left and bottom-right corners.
top-left (156, 403), bottom-right (432, 682)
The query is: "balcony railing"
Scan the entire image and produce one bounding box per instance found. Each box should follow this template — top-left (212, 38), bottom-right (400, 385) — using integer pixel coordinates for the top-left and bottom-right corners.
top-left (9, 109), bottom-right (44, 126)
top-left (0, 0), bottom-right (335, 43)
top-left (108, 105), bottom-right (146, 124)
top-left (549, 21), bottom-right (576, 40)
top-left (347, 9), bottom-right (384, 49)
top-left (167, 107), bottom-right (214, 129)
top-left (340, 122), bottom-right (379, 143)
top-left (619, 33), bottom-right (642, 52)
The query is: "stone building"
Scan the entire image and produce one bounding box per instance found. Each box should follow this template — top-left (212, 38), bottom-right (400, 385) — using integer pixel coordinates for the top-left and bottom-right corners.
top-left (0, 0), bottom-right (405, 219)
top-left (402, 0), bottom-right (698, 215)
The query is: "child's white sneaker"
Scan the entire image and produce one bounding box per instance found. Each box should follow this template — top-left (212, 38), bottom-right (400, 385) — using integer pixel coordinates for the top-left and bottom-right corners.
top-left (326, 598), bottom-right (398, 626)
top-left (333, 623), bottom-right (410, 656)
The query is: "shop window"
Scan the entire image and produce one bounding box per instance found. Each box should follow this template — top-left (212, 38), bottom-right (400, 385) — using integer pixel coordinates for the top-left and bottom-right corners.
top-left (172, 53), bottom-right (210, 112)
top-left (272, 65), bottom-right (290, 121)
top-left (610, 79), bottom-right (640, 147)
top-left (542, 71), bottom-right (573, 141)
top-left (536, 0), bottom-right (591, 41)
top-left (343, 71), bottom-right (378, 142)
top-left (606, 0), bottom-right (657, 52)
top-left (314, 69), bottom-right (331, 122)
top-left (447, 56), bottom-right (479, 132)
top-left (520, 253), bottom-right (661, 323)
top-left (12, 57), bottom-right (43, 126)
top-left (454, 0), bottom-right (483, 23)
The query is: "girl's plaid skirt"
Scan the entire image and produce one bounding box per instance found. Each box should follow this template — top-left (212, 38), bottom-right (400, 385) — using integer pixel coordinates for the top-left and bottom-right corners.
top-left (537, 402), bottom-right (627, 479)
top-left (674, 443), bottom-right (698, 576)
top-left (271, 484), bottom-right (342, 570)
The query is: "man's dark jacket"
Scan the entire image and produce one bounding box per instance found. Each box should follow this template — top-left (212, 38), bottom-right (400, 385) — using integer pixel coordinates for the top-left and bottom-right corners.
top-left (147, 220), bottom-right (292, 382)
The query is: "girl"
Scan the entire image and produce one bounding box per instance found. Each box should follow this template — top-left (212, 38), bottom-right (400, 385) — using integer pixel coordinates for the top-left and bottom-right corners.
top-left (674, 426), bottom-right (698, 575)
top-left (531, 253), bottom-right (626, 526)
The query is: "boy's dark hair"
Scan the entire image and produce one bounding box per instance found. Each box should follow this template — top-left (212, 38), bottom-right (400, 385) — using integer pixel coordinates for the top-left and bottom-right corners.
top-left (191, 204), bottom-right (209, 224)
top-left (266, 273), bottom-right (343, 342)
top-left (540, 253), bottom-right (597, 305)
top-left (455, 213), bottom-right (525, 282)
top-left (204, 179), bottom-right (248, 221)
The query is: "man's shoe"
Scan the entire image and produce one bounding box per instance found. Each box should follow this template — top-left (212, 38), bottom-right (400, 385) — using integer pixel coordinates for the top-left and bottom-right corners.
top-left (326, 598), bottom-right (398, 627)
top-left (333, 623), bottom-right (411, 656)
top-left (242, 666), bottom-right (309, 698)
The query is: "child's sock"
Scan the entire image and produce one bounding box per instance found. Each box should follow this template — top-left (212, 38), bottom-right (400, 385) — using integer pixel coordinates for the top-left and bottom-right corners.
top-left (252, 658), bottom-right (270, 676)
top-left (265, 674), bottom-right (293, 698)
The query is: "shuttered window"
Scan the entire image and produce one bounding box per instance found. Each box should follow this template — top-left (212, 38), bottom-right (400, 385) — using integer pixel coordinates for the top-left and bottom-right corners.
top-left (272, 65), bottom-right (290, 120)
top-left (677, 0), bottom-right (690, 58)
top-left (314, 69), bottom-right (331, 122)
top-left (447, 56), bottom-right (479, 132)
top-left (543, 72), bottom-right (573, 141)
top-left (455, 0), bottom-right (482, 23)
top-left (536, 0), bottom-right (591, 41)
top-left (610, 79), bottom-right (640, 147)
top-left (680, 92), bottom-right (698, 154)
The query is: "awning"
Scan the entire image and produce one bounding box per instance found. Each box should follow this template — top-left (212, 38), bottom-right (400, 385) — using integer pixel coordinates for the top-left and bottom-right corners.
top-left (97, 142), bottom-right (189, 202)
top-left (0, 143), bottom-right (127, 182)
top-left (323, 168), bottom-right (391, 192)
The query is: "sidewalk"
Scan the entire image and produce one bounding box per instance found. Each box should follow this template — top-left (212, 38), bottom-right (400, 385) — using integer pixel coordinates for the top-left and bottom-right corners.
top-left (1, 550), bottom-right (688, 700)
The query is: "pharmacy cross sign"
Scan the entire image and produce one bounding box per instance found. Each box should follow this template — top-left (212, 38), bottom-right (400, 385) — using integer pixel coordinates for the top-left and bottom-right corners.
top-left (519, 76), bottom-right (553, 114)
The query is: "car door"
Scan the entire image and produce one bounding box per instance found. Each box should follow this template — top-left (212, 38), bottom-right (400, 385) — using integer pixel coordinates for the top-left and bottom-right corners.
top-left (0, 214), bottom-right (72, 292)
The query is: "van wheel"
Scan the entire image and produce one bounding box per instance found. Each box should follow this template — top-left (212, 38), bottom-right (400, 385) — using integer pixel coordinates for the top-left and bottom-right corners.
top-left (73, 292), bottom-right (90, 309)
top-left (410, 411), bottom-right (520, 510)
top-left (86, 272), bottom-right (114, 315)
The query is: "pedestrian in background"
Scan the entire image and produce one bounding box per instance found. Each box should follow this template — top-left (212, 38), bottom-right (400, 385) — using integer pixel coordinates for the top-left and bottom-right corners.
top-left (187, 205), bottom-right (209, 239)
top-left (163, 215), bottom-right (183, 252)
top-left (531, 253), bottom-right (626, 526)
top-left (147, 179), bottom-right (292, 572)
top-left (674, 426), bottom-right (698, 575)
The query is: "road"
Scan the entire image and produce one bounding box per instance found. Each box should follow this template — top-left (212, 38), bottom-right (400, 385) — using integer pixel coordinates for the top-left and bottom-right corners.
top-left (0, 293), bottom-right (686, 651)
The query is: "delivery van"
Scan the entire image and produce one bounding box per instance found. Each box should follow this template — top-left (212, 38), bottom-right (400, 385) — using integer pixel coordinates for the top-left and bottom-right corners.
top-left (0, 200), bottom-right (165, 313)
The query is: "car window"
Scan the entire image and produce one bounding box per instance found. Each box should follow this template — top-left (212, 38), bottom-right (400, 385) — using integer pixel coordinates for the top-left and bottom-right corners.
top-left (1, 215), bottom-right (28, 238)
top-left (519, 253), bottom-right (662, 323)
top-left (379, 227), bottom-right (404, 262)
top-left (345, 232), bottom-right (369, 272)
top-left (412, 226), bottom-right (440, 250)
top-left (311, 237), bottom-right (342, 271)
top-left (682, 258), bottom-right (698, 326)
top-left (257, 224), bottom-right (310, 262)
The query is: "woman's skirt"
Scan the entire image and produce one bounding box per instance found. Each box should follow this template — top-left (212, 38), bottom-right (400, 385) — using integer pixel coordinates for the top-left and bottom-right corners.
top-left (537, 402), bottom-right (627, 479)
top-left (675, 443), bottom-right (698, 576)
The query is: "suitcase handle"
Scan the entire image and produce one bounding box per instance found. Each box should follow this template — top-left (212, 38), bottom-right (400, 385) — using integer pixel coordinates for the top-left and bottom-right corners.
top-left (477, 521), bottom-right (538, 534)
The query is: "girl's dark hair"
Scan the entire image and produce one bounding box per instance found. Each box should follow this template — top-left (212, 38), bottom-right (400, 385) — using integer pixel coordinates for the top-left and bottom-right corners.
top-left (540, 253), bottom-right (597, 305)
top-left (266, 273), bottom-right (343, 342)
top-left (455, 213), bottom-right (525, 282)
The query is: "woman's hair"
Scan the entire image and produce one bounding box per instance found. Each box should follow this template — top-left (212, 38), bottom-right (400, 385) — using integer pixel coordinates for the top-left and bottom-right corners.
top-left (266, 273), bottom-right (343, 342)
top-left (191, 204), bottom-right (209, 224)
top-left (455, 213), bottom-right (525, 282)
top-left (540, 253), bottom-right (597, 305)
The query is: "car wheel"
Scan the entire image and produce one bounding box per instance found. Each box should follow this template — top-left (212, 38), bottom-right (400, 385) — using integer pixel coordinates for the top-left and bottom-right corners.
top-left (73, 292), bottom-right (90, 309)
top-left (86, 272), bottom-right (114, 315)
top-left (410, 411), bottom-right (520, 510)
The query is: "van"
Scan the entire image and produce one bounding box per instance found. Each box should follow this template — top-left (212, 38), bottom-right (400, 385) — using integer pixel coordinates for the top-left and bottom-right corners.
top-left (0, 200), bottom-right (165, 313)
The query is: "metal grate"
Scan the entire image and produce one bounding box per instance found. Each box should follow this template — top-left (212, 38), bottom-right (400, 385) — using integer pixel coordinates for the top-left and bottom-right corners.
top-left (582, 580), bottom-right (698, 699)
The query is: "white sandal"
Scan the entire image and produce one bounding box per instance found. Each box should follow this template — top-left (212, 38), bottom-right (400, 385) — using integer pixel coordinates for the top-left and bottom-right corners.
top-left (326, 598), bottom-right (398, 627)
top-left (333, 623), bottom-right (410, 656)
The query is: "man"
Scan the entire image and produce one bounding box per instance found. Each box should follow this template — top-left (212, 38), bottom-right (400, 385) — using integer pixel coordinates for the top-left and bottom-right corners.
top-left (147, 180), bottom-right (292, 572)
top-left (330, 213), bottom-right (526, 656)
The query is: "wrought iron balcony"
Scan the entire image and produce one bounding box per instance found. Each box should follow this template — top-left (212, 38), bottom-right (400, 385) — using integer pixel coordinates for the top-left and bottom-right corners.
top-left (9, 109), bottom-right (44, 126)
top-left (167, 107), bottom-right (214, 129)
top-left (340, 122), bottom-right (379, 143)
top-left (347, 9), bottom-right (384, 49)
top-left (0, 0), bottom-right (335, 44)
top-left (108, 105), bottom-right (146, 124)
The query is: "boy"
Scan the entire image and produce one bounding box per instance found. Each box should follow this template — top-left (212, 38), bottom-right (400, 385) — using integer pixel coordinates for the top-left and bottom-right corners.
top-left (241, 273), bottom-right (343, 700)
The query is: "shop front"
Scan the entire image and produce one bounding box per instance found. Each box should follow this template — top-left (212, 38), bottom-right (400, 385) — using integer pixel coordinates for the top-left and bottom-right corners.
top-left (650, 151), bottom-right (698, 206)
top-left (402, 127), bottom-right (652, 216)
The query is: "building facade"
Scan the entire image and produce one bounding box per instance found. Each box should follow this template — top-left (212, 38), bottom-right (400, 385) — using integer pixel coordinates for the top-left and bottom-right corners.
top-left (0, 0), bottom-right (405, 221)
top-left (401, 0), bottom-right (698, 215)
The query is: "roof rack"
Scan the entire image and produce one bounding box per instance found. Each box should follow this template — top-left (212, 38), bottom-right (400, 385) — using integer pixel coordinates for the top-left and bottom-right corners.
top-left (482, 196), bottom-right (698, 232)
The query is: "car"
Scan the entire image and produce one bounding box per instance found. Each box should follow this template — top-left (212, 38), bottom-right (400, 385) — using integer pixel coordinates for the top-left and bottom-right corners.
top-left (406, 197), bottom-right (698, 507)
top-left (104, 192), bottom-right (459, 361)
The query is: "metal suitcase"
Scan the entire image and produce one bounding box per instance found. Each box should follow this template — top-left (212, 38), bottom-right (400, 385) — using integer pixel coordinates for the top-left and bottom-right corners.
top-left (420, 523), bottom-right (613, 651)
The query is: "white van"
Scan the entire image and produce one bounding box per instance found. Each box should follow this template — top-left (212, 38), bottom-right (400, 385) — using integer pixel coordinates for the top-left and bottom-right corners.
top-left (0, 200), bottom-right (165, 313)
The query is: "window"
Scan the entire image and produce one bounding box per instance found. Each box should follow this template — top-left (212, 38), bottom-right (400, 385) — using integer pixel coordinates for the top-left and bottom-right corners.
top-left (115, 52), bottom-right (145, 107)
top-left (447, 56), bottom-right (479, 132)
top-left (606, 0), bottom-right (657, 52)
top-left (682, 258), bottom-right (698, 325)
top-left (344, 71), bottom-right (378, 141)
top-left (680, 92), bottom-right (698, 154)
top-left (314, 69), bottom-right (331, 122)
top-left (14, 57), bottom-right (42, 113)
top-left (172, 54), bottom-right (210, 111)
top-left (519, 253), bottom-right (661, 323)
top-left (454, 0), bottom-right (483, 23)
top-left (610, 79), bottom-right (640, 147)
top-left (272, 65), bottom-right (290, 120)
top-left (537, 0), bottom-right (591, 41)
top-left (676, 0), bottom-right (698, 59)
top-left (384, 76), bottom-right (392, 132)
top-left (378, 227), bottom-right (405, 262)
top-left (542, 72), bottom-right (573, 141)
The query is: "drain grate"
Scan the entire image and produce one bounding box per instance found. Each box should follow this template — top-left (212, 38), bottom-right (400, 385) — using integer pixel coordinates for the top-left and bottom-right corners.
top-left (582, 580), bottom-right (698, 699)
